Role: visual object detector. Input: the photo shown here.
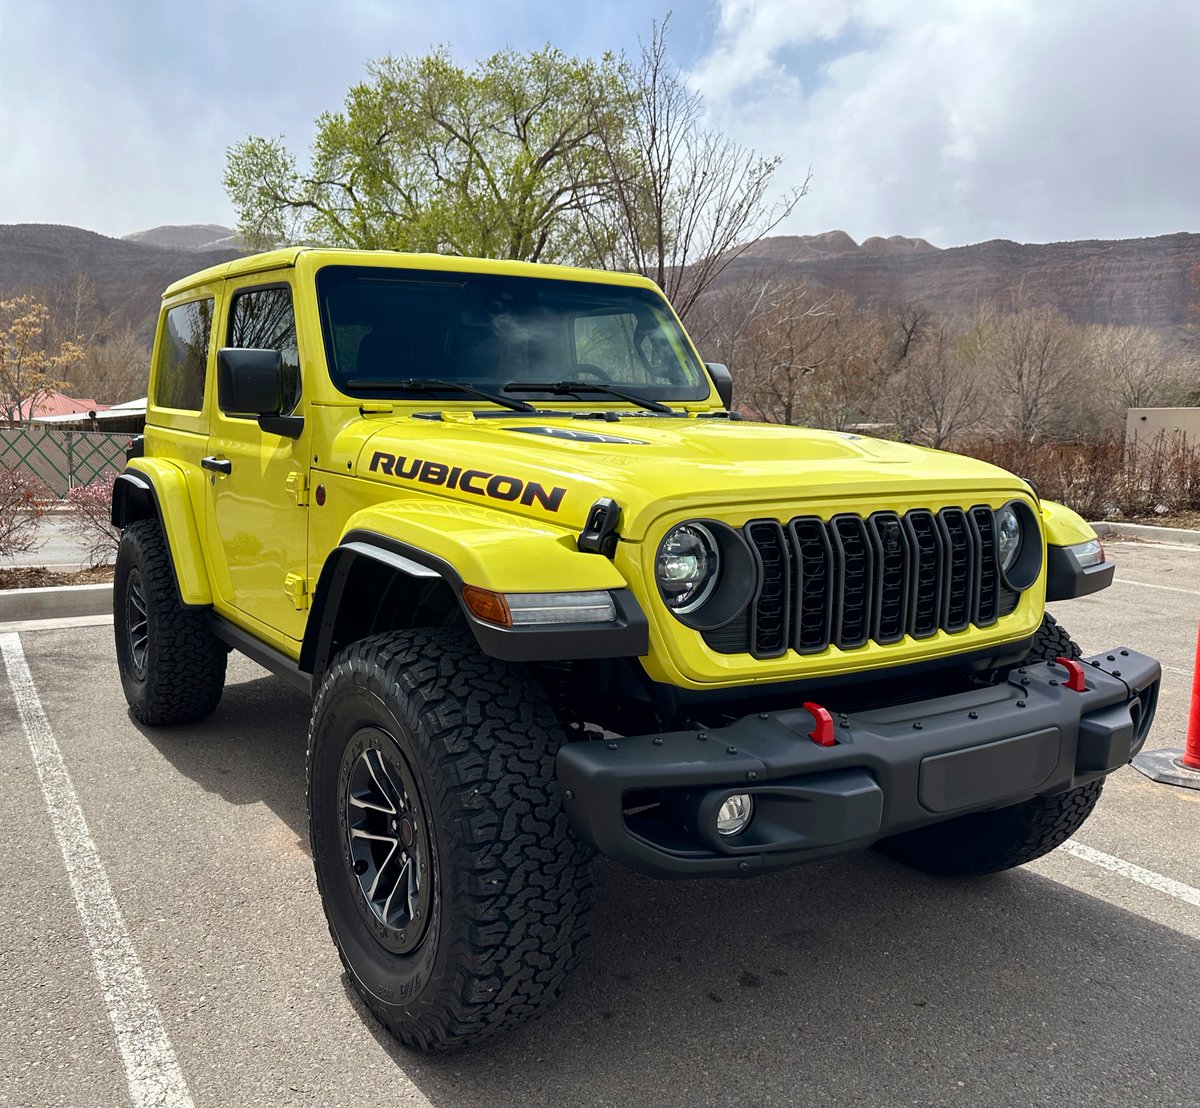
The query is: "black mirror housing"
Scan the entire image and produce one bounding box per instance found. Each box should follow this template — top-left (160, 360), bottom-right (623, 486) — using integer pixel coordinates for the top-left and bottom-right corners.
top-left (705, 362), bottom-right (734, 410)
top-left (217, 348), bottom-right (284, 416)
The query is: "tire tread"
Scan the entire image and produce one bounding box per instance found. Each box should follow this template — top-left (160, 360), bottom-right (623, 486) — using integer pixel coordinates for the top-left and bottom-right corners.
top-left (114, 519), bottom-right (226, 724)
top-left (308, 629), bottom-right (593, 1051)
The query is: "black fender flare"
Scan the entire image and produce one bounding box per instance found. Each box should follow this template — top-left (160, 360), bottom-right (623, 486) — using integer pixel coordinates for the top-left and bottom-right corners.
top-left (300, 529), bottom-right (648, 681)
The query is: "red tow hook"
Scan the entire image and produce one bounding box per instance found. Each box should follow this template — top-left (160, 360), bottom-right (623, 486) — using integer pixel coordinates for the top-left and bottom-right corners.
top-left (803, 702), bottom-right (836, 746)
top-left (1056, 656), bottom-right (1088, 692)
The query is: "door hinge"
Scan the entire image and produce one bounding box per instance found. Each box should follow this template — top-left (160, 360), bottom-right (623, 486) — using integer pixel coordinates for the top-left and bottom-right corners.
top-left (284, 573), bottom-right (310, 610)
top-left (286, 470), bottom-right (309, 506)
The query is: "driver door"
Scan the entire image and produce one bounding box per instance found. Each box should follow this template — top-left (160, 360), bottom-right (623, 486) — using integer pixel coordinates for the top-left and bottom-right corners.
top-left (204, 281), bottom-right (310, 644)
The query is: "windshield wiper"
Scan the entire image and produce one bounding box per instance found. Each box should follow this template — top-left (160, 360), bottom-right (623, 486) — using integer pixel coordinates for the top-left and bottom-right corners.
top-left (504, 380), bottom-right (672, 414)
top-left (345, 377), bottom-right (536, 413)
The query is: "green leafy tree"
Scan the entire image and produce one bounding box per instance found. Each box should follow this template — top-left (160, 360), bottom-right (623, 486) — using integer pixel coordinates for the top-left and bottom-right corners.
top-left (225, 27), bottom-right (804, 319)
top-left (226, 46), bottom-right (628, 261)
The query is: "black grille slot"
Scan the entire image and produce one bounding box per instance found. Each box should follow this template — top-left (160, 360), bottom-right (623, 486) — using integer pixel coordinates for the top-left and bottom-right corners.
top-left (790, 518), bottom-right (834, 653)
top-left (868, 513), bottom-right (910, 644)
top-left (745, 520), bottom-right (790, 658)
top-left (969, 507), bottom-right (999, 626)
top-left (939, 508), bottom-right (974, 633)
top-left (905, 509), bottom-right (944, 638)
top-left (703, 505), bottom-right (1021, 656)
top-left (831, 515), bottom-right (873, 648)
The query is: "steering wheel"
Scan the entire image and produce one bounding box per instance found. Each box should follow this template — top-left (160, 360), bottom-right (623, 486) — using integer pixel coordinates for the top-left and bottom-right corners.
top-left (571, 363), bottom-right (610, 382)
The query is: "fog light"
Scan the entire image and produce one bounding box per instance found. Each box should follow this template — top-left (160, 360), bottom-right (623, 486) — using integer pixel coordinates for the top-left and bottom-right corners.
top-left (716, 793), bottom-right (754, 836)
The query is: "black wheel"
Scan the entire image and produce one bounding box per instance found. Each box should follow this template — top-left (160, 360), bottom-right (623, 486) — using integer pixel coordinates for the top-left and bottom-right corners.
top-left (876, 613), bottom-right (1102, 876)
top-left (113, 518), bottom-right (227, 725)
top-left (307, 629), bottom-right (593, 1051)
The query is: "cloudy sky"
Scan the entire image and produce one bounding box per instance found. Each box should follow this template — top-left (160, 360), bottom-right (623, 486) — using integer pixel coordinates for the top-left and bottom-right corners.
top-left (1, 0), bottom-right (1197, 248)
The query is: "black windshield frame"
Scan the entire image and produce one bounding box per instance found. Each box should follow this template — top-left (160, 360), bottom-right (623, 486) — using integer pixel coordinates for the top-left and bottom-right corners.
top-left (315, 265), bottom-right (711, 405)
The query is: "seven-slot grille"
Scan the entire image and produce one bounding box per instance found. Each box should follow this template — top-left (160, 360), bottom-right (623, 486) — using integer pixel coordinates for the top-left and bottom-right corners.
top-left (703, 506), bottom-right (1020, 659)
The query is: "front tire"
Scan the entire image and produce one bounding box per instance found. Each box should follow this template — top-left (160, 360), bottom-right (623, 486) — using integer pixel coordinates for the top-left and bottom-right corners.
top-left (877, 613), bottom-right (1103, 876)
top-left (307, 629), bottom-right (593, 1051)
top-left (113, 519), bottom-right (227, 724)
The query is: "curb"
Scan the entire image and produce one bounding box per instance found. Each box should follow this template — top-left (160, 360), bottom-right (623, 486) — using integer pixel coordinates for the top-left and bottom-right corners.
top-left (0, 583), bottom-right (113, 622)
top-left (1090, 521), bottom-right (1200, 548)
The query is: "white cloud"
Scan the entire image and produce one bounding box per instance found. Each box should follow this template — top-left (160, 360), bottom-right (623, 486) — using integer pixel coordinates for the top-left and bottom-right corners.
top-left (688, 0), bottom-right (1200, 246)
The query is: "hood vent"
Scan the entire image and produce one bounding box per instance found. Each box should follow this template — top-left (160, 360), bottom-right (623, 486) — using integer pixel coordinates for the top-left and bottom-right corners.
top-left (504, 426), bottom-right (647, 445)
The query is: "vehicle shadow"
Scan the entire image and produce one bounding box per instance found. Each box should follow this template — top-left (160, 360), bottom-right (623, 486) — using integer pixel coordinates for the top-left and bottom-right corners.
top-left (135, 663), bottom-right (312, 851)
top-left (139, 660), bottom-right (1200, 1107)
top-left (384, 858), bottom-right (1200, 1107)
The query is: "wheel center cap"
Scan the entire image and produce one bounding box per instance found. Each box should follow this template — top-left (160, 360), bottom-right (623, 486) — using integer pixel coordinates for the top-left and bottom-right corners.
top-left (399, 817), bottom-right (415, 849)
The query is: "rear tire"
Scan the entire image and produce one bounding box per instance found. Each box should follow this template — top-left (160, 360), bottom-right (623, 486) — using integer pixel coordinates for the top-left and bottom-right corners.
top-left (113, 519), bottom-right (226, 724)
top-left (877, 613), bottom-right (1102, 876)
top-left (307, 629), bottom-right (593, 1051)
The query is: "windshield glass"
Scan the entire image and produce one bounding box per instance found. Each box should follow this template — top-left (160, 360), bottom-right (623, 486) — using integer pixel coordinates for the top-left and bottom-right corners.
top-left (316, 265), bottom-right (710, 404)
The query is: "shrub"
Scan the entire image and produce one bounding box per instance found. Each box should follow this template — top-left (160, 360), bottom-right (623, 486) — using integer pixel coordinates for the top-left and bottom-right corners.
top-left (64, 473), bottom-right (120, 567)
top-left (0, 466), bottom-right (47, 560)
top-left (950, 430), bottom-right (1200, 520)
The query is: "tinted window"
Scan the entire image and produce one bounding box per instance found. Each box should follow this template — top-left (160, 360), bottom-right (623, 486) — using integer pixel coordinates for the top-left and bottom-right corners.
top-left (573, 311), bottom-right (679, 385)
top-left (155, 299), bottom-right (213, 411)
top-left (227, 286), bottom-right (301, 415)
top-left (315, 267), bottom-right (708, 403)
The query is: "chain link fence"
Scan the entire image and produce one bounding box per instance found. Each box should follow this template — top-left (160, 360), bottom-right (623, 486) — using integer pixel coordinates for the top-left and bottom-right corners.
top-left (0, 426), bottom-right (129, 498)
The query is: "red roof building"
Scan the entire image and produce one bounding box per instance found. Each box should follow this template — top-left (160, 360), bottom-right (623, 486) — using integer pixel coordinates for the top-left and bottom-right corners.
top-left (1, 390), bottom-right (111, 424)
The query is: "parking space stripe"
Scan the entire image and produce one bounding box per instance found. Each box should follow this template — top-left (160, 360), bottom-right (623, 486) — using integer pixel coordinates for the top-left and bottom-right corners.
top-left (1062, 839), bottom-right (1200, 909)
top-left (1112, 577), bottom-right (1200, 597)
top-left (0, 632), bottom-right (194, 1108)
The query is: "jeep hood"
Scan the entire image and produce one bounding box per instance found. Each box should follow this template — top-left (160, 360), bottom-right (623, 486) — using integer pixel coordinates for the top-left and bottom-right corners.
top-left (344, 413), bottom-right (1027, 539)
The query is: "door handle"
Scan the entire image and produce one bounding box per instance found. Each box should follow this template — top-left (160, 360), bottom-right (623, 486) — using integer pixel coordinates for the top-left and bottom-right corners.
top-left (201, 456), bottom-right (232, 475)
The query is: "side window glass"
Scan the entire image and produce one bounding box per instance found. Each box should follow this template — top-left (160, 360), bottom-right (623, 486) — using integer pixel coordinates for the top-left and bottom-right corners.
top-left (227, 286), bottom-right (301, 415)
top-left (154, 299), bottom-right (213, 411)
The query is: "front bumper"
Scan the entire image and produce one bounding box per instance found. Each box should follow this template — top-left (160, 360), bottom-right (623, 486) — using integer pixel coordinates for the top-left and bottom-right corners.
top-left (557, 647), bottom-right (1161, 877)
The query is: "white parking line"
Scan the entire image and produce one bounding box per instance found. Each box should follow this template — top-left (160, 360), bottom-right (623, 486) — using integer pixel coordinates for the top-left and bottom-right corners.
top-left (1062, 839), bottom-right (1200, 909)
top-left (0, 613), bottom-right (114, 633)
top-left (0, 632), bottom-right (194, 1108)
top-left (1112, 577), bottom-right (1200, 597)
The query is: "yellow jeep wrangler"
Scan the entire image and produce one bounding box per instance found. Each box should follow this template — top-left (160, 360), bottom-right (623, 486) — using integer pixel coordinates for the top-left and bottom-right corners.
top-left (111, 249), bottom-right (1160, 1050)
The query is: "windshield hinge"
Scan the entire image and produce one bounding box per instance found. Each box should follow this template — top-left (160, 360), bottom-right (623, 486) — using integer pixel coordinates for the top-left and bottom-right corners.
top-left (285, 470), bottom-right (309, 506)
top-left (578, 498), bottom-right (622, 558)
top-left (284, 573), bottom-right (310, 610)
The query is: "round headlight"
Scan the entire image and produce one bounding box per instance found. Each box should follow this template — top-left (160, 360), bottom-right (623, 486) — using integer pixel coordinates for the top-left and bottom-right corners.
top-left (995, 504), bottom-right (1021, 571)
top-left (657, 523), bottom-right (720, 613)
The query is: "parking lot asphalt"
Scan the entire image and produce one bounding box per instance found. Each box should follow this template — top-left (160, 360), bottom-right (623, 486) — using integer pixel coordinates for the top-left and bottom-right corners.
top-left (2, 538), bottom-right (1200, 1108)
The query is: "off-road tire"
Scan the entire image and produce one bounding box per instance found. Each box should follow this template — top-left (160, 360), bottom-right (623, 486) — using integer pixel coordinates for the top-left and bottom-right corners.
top-left (307, 629), bottom-right (594, 1051)
top-left (113, 518), bottom-right (227, 724)
top-left (876, 613), bottom-right (1103, 876)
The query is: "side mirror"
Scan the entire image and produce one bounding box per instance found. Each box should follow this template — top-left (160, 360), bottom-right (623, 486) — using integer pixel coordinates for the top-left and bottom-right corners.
top-left (217, 348), bottom-right (283, 416)
top-left (705, 362), bottom-right (734, 410)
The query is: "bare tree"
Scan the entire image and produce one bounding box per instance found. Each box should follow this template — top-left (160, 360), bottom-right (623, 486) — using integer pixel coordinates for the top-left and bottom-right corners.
top-left (0, 296), bottom-right (84, 423)
top-left (735, 283), bottom-right (845, 425)
top-left (889, 321), bottom-right (986, 448)
top-left (1083, 324), bottom-right (1194, 426)
top-left (584, 19), bottom-right (807, 322)
top-left (978, 302), bottom-right (1082, 441)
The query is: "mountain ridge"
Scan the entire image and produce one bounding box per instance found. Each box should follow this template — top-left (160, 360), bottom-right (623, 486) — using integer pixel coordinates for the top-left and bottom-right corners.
top-left (1, 223), bottom-right (1197, 347)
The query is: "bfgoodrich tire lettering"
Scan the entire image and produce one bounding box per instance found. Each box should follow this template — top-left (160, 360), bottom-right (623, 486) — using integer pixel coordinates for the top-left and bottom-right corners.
top-left (113, 518), bottom-right (227, 725)
top-left (307, 629), bottom-right (593, 1051)
top-left (876, 613), bottom-right (1104, 876)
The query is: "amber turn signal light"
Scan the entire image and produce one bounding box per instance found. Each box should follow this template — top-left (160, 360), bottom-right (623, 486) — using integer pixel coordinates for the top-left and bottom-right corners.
top-left (462, 586), bottom-right (512, 627)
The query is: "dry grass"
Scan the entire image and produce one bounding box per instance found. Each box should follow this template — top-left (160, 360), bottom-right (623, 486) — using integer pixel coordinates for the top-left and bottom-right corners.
top-left (0, 564), bottom-right (114, 590)
top-left (951, 431), bottom-right (1200, 521)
